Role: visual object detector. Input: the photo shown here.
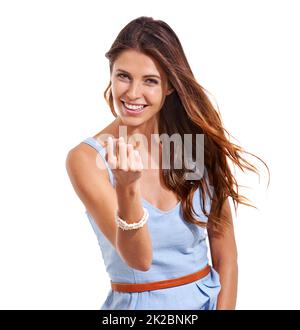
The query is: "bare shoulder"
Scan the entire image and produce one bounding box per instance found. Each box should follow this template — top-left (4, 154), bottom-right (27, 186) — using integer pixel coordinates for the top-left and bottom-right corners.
top-left (65, 143), bottom-right (92, 176)
top-left (65, 139), bottom-right (109, 186)
top-left (67, 140), bottom-right (96, 158)
top-left (65, 119), bottom-right (119, 182)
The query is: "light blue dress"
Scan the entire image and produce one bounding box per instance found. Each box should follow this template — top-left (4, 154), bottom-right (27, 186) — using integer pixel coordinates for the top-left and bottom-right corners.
top-left (82, 137), bottom-right (221, 310)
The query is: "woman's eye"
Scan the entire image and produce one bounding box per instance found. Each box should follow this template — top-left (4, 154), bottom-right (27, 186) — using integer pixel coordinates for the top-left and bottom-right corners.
top-left (116, 73), bottom-right (158, 85)
top-left (117, 73), bottom-right (128, 79)
top-left (146, 79), bottom-right (158, 84)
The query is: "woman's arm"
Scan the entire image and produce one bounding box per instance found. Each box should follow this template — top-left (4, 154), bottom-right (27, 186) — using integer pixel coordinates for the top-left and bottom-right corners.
top-left (66, 142), bottom-right (152, 272)
top-left (207, 197), bottom-right (238, 310)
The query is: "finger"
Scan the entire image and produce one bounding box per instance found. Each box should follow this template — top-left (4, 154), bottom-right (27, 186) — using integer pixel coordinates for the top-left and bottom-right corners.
top-left (118, 137), bottom-right (128, 170)
top-left (106, 136), bottom-right (117, 169)
top-left (115, 138), bottom-right (119, 160)
top-left (134, 149), bottom-right (143, 171)
top-left (106, 136), bottom-right (114, 160)
top-left (127, 144), bottom-right (136, 171)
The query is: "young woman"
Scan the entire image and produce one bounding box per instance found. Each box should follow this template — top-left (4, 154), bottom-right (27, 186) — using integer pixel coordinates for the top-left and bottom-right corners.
top-left (66, 16), bottom-right (268, 310)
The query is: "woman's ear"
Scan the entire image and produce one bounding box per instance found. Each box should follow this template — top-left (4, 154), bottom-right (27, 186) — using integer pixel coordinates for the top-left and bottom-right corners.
top-left (166, 83), bottom-right (174, 95)
top-left (166, 88), bottom-right (174, 95)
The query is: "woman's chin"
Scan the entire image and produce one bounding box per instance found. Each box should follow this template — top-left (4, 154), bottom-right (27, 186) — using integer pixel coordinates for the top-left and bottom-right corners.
top-left (117, 115), bottom-right (145, 126)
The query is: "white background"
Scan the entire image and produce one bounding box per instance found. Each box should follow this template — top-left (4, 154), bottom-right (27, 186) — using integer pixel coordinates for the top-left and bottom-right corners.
top-left (0, 0), bottom-right (299, 310)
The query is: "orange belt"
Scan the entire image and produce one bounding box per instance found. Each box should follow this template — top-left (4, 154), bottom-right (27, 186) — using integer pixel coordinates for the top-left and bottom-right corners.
top-left (111, 264), bottom-right (211, 293)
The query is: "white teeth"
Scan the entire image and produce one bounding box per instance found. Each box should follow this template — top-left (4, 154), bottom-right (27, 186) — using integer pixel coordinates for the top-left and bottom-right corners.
top-left (124, 102), bottom-right (145, 110)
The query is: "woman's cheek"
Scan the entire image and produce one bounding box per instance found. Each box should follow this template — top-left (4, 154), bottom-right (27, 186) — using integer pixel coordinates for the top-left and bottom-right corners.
top-left (148, 88), bottom-right (163, 100)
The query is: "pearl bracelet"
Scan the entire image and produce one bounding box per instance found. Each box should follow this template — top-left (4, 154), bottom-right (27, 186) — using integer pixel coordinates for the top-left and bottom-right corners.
top-left (115, 207), bottom-right (149, 230)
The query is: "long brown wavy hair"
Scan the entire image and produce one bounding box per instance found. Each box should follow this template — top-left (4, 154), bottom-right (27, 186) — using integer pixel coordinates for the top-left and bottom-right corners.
top-left (103, 16), bottom-right (270, 236)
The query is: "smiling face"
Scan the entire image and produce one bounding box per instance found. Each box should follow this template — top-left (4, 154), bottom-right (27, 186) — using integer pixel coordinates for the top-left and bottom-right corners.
top-left (110, 49), bottom-right (173, 127)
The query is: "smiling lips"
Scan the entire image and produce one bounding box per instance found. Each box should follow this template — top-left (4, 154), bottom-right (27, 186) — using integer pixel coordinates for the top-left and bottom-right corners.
top-left (122, 101), bottom-right (148, 113)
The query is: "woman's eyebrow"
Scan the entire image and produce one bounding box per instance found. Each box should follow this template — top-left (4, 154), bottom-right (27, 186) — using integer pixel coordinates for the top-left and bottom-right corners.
top-left (116, 69), bottom-right (161, 80)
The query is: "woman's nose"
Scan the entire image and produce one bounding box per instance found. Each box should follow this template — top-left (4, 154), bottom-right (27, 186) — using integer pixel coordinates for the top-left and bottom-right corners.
top-left (126, 81), bottom-right (143, 100)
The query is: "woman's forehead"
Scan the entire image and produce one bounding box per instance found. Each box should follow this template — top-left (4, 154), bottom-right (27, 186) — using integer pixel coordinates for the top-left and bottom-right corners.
top-left (113, 49), bottom-right (166, 78)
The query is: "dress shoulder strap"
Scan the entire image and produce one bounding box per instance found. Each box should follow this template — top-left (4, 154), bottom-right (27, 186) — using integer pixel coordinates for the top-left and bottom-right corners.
top-left (82, 137), bottom-right (115, 187)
